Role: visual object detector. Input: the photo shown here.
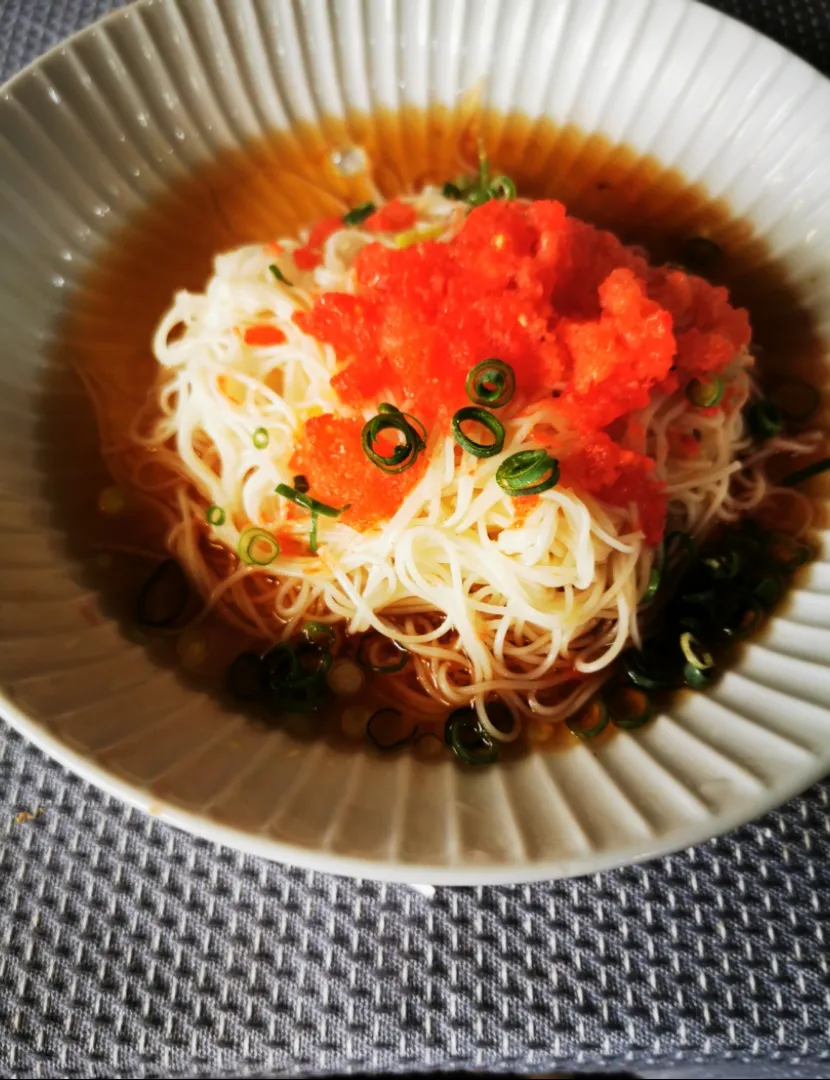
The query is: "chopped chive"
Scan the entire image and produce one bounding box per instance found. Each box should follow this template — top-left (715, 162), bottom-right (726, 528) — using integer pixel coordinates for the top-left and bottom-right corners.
top-left (361, 410), bottom-right (426, 474)
top-left (686, 374), bottom-right (724, 408)
top-left (136, 559), bottom-right (190, 628)
top-left (276, 483), bottom-right (348, 554)
top-left (451, 406), bottom-right (505, 458)
top-left (607, 686), bottom-right (653, 730)
top-left (253, 427), bottom-right (269, 450)
top-left (269, 263), bottom-right (292, 286)
top-left (489, 175), bottom-right (516, 200)
top-left (465, 359), bottom-right (515, 408)
top-left (356, 631), bottom-right (409, 674)
top-left (496, 449), bottom-right (559, 497)
top-left (781, 457), bottom-right (830, 488)
top-left (342, 202), bottom-right (376, 226)
top-left (679, 631), bottom-right (714, 671)
top-left (566, 698), bottom-right (609, 739)
top-left (366, 708), bottom-right (415, 750)
top-left (206, 504), bottom-right (226, 527)
top-left (444, 708), bottom-right (498, 765)
top-left (748, 400), bottom-right (784, 441)
top-left (238, 526), bottom-right (280, 567)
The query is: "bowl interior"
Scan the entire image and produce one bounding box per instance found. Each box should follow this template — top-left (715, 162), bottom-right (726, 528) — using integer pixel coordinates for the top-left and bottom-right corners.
top-left (0, 0), bottom-right (829, 883)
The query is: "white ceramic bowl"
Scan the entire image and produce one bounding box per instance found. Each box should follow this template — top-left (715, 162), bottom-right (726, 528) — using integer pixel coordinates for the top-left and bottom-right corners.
top-left (0, 0), bottom-right (828, 884)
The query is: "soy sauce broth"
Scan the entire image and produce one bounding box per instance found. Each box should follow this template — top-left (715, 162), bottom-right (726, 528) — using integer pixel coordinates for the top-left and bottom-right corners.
top-left (41, 105), bottom-right (827, 759)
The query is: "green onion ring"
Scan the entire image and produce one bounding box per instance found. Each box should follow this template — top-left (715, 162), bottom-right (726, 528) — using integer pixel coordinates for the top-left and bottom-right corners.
top-left (679, 631), bottom-right (714, 671)
top-left (238, 526), bottom-right (280, 567)
top-left (748, 400), bottom-right (784, 441)
top-left (206, 504), bottom-right (226, 527)
top-left (366, 708), bottom-right (416, 750)
top-left (566, 698), bottom-right (609, 739)
top-left (451, 406), bottom-right (505, 458)
top-left (444, 709), bottom-right (499, 765)
top-left (702, 550), bottom-right (742, 580)
top-left (356, 631), bottom-right (409, 674)
top-left (465, 359), bottom-right (516, 408)
top-left (686, 374), bottom-right (725, 408)
top-left (496, 449), bottom-right (560, 497)
top-left (684, 662), bottom-right (715, 690)
top-left (253, 427), bottom-right (270, 449)
top-left (361, 411), bottom-right (426, 474)
top-left (489, 175), bottom-right (516, 200)
top-left (607, 686), bottom-right (653, 730)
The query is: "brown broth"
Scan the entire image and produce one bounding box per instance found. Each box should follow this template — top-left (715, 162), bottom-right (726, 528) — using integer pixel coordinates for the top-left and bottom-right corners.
top-left (42, 105), bottom-right (827, 759)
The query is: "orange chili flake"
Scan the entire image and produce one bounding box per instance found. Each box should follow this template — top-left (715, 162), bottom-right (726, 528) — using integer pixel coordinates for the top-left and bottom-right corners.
top-left (244, 324), bottom-right (287, 347)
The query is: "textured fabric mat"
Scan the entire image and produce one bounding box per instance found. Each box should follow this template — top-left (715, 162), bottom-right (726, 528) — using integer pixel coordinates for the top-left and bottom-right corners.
top-left (0, 1), bottom-right (829, 1078)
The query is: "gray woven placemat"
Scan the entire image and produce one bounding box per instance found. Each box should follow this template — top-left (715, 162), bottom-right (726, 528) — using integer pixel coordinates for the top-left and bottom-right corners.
top-left (0, 1), bottom-right (829, 1078)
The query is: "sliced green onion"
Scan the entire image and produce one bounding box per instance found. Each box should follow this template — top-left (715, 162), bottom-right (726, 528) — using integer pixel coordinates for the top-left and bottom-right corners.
top-left (748, 400), bottom-right (784, 441)
top-left (684, 662), bottom-right (715, 690)
top-left (253, 427), bottom-right (270, 449)
top-left (136, 559), bottom-right (190, 628)
top-left (261, 641), bottom-right (331, 713)
top-left (765, 532), bottom-right (814, 573)
top-left (607, 686), bottom-right (653, 730)
top-left (686, 374), bottom-right (724, 408)
top-left (442, 181), bottom-right (462, 200)
top-left (367, 708), bottom-right (415, 750)
top-left (361, 411), bottom-right (426, 474)
top-left (227, 652), bottom-right (263, 701)
top-left (275, 484), bottom-right (347, 519)
top-left (496, 449), bottom-right (560, 497)
top-left (356, 631), bottom-right (409, 673)
top-left (206, 504), bottom-right (226, 527)
top-left (489, 175), bottom-right (516, 200)
top-left (342, 202), bottom-right (376, 226)
top-left (768, 380), bottom-right (820, 423)
top-left (643, 567), bottom-right (661, 603)
top-left (269, 263), bottom-right (292, 286)
top-left (464, 188), bottom-right (490, 208)
top-left (444, 708), bottom-right (498, 765)
top-left (625, 649), bottom-right (682, 691)
top-left (302, 621), bottom-right (335, 646)
top-left (781, 457), bottom-right (830, 488)
top-left (451, 406), bottom-right (505, 458)
top-left (309, 512), bottom-right (319, 555)
top-left (753, 574), bottom-right (784, 611)
top-left (465, 359), bottom-right (516, 408)
top-left (238, 526), bottom-right (281, 567)
top-left (566, 698), bottom-right (609, 740)
top-left (679, 631), bottom-right (714, 671)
